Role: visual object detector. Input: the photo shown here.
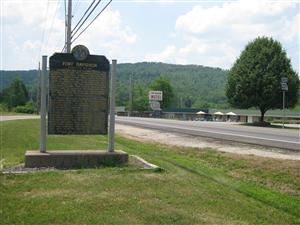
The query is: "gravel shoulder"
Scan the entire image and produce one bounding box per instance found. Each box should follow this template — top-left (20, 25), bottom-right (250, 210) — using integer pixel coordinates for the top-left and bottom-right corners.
top-left (116, 124), bottom-right (300, 161)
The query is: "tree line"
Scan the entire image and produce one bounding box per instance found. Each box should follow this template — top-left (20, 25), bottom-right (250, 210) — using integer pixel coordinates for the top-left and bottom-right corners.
top-left (1, 62), bottom-right (228, 110)
top-left (0, 78), bottom-right (36, 113)
top-left (116, 62), bottom-right (227, 109)
top-left (1, 36), bottom-right (299, 123)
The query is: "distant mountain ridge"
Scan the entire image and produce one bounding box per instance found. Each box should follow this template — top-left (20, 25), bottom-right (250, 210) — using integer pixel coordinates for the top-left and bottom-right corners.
top-left (0, 70), bottom-right (38, 90)
top-left (0, 62), bottom-right (228, 108)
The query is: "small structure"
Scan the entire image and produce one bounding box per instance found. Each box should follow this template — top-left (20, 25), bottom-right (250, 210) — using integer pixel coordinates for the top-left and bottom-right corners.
top-left (226, 112), bottom-right (237, 122)
top-left (196, 111), bottom-right (206, 115)
top-left (214, 111), bottom-right (224, 115)
top-left (196, 111), bottom-right (206, 121)
top-left (213, 111), bottom-right (225, 121)
top-left (162, 108), bottom-right (209, 120)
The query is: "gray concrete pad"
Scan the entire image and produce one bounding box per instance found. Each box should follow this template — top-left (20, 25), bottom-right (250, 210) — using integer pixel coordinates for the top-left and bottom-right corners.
top-left (130, 155), bottom-right (161, 170)
top-left (25, 150), bottom-right (128, 169)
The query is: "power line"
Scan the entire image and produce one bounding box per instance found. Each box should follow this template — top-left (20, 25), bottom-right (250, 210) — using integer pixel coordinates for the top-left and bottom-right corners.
top-left (37, 0), bottom-right (50, 61)
top-left (71, 0), bottom-right (112, 44)
top-left (71, 0), bottom-right (101, 39)
top-left (72, 0), bottom-right (82, 18)
top-left (72, 0), bottom-right (97, 34)
top-left (71, 0), bottom-right (97, 38)
top-left (44, 0), bottom-right (61, 51)
top-left (52, 0), bottom-right (67, 53)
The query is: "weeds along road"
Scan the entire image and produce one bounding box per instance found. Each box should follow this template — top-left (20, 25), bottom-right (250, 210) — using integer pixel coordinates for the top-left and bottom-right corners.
top-left (116, 117), bottom-right (300, 151)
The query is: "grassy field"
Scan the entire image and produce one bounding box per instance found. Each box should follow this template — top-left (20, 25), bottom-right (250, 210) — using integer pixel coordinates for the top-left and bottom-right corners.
top-left (1, 119), bottom-right (300, 225)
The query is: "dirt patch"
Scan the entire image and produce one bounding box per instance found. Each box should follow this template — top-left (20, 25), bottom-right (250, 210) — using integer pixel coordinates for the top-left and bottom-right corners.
top-left (116, 124), bottom-right (300, 161)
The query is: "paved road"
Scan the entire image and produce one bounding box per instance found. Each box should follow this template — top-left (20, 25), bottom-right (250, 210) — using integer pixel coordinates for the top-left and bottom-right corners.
top-left (116, 117), bottom-right (300, 151)
top-left (0, 115), bottom-right (39, 122)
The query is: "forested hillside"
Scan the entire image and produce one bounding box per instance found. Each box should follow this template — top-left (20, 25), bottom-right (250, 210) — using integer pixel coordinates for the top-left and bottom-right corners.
top-left (116, 62), bottom-right (228, 108)
top-left (0, 62), bottom-right (228, 108)
top-left (0, 70), bottom-right (38, 90)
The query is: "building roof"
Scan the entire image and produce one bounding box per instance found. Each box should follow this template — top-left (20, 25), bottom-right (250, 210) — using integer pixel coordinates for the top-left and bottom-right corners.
top-left (163, 108), bottom-right (209, 113)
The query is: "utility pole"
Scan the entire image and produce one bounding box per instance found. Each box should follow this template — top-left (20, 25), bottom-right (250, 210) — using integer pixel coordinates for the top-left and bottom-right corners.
top-left (129, 74), bottom-right (133, 117)
top-left (282, 90), bottom-right (285, 128)
top-left (66, 0), bottom-right (72, 53)
top-left (36, 62), bottom-right (41, 114)
top-left (180, 97), bottom-right (183, 108)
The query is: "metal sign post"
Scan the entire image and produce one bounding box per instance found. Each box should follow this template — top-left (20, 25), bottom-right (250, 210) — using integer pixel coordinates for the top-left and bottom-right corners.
top-left (281, 77), bottom-right (288, 129)
top-left (40, 55), bottom-right (47, 153)
top-left (108, 60), bottom-right (117, 152)
top-left (282, 90), bottom-right (285, 128)
top-left (149, 91), bottom-right (163, 118)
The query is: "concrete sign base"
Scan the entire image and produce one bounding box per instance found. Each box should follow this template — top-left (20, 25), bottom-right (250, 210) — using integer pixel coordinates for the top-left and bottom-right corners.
top-left (25, 150), bottom-right (128, 169)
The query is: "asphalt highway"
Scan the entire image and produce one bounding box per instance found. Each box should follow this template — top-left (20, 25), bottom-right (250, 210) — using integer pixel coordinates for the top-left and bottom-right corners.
top-left (116, 117), bottom-right (300, 151)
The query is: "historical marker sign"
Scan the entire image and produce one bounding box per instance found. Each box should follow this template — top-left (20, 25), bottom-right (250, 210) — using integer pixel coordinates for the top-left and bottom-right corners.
top-left (48, 45), bottom-right (109, 135)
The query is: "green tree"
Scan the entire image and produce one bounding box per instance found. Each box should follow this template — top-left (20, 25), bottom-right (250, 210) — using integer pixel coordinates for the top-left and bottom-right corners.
top-left (1, 77), bottom-right (29, 109)
top-left (226, 37), bottom-right (299, 123)
top-left (149, 76), bottom-right (174, 109)
top-left (131, 83), bottom-right (149, 112)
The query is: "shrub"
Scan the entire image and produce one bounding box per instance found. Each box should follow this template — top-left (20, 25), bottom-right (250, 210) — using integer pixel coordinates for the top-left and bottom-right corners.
top-left (13, 102), bottom-right (36, 114)
top-left (0, 103), bottom-right (8, 112)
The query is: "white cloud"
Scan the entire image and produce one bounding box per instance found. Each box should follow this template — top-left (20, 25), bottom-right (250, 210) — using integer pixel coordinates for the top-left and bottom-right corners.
top-left (144, 45), bottom-right (177, 62)
top-left (178, 37), bottom-right (207, 55)
top-left (1, 1), bottom-right (137, 69)
top-left (146, 0), bottom-right (299, 69)
top-left (2, 0), bottom-right (65, 69)
top-left (68, 9), bottom-right (137, 62)
top-left (176, 0), bottom-right (296, 34)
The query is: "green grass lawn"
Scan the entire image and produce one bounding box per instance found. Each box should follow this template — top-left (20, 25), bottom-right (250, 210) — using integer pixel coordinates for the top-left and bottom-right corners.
top-left (1, 119), bottom-right (300, 225)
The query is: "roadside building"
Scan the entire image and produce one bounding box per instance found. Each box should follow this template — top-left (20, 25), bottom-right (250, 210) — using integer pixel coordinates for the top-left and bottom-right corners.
top-left (118, 106), bottom-right (299, 124)
top-left (209, 109), bottom-right (300, 123)
top-left (162, 108), bottom-right (209, 120)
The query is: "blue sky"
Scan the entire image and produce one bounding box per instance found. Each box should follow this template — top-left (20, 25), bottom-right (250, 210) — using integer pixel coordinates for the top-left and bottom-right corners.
top-left (1, 0), bottom-right (299, 72)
